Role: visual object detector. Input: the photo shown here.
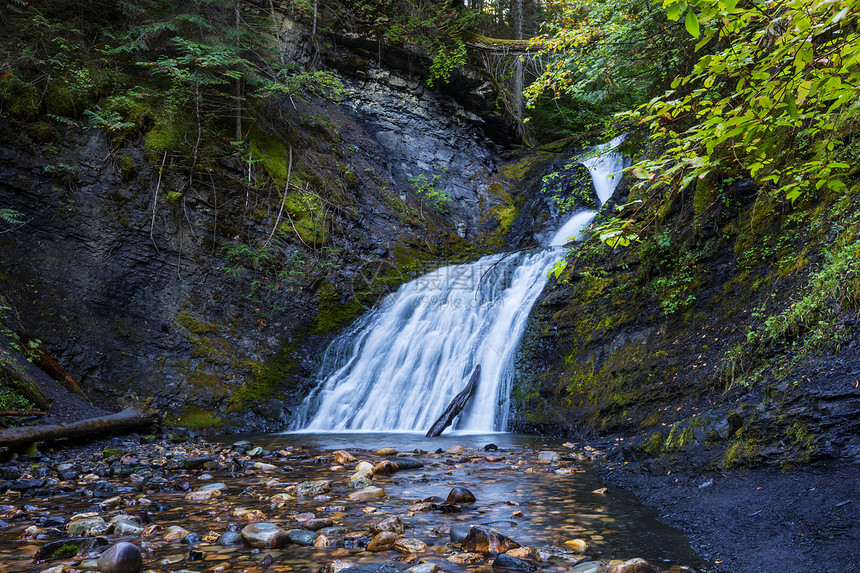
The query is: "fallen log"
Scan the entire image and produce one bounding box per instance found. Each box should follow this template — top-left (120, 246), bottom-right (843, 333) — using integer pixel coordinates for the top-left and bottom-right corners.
top-left (25, 337), bottom-right (89, 401)
top-left (0, 407), bottom-right (160, 448)
top-left (426, 365), bottom-right (480, 438)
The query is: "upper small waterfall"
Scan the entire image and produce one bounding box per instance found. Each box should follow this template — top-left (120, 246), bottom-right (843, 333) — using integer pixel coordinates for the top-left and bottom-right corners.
top-left (291, 139), bottom-right (626, 434)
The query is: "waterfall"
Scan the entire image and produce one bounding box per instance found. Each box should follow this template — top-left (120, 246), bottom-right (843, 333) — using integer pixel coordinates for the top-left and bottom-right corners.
top-left (291, 138), bottom-right (625, 434)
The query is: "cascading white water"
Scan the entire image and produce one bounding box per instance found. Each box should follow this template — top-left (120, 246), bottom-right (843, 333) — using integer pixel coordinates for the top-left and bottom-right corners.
top-left (291, 138), bottom-right (626, 434)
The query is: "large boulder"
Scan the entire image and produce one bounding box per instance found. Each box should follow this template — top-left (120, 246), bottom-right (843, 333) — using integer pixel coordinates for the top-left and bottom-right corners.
top-left (96, 542), bottom-right (143, 573)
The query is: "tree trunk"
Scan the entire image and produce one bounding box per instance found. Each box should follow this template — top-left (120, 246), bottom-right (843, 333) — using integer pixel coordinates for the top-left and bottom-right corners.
top-left (513, 0), bottom-right (524, 136)
top-left (0, 407), bottom-right (161, 448)
top-left (426, 365), bottom-right (481, 437)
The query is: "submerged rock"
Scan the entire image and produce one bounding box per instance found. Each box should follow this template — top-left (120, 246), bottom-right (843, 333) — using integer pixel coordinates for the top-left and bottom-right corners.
top-left (492, 553), bottom-right (538, 571)
top-left (607, 558), bottom-right (659, 573)
top-left (394, 538), bottom-right (427, 553)
top-left (449, 525), bottom-right (471, 543)
top-left (367, 531), bottom-right (398, 551)
top-left (349, 487), bottom-right (385, 500)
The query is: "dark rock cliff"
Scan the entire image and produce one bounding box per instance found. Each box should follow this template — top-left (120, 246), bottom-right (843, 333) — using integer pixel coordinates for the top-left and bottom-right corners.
top-left (0, 21), bottom-right (519, 431)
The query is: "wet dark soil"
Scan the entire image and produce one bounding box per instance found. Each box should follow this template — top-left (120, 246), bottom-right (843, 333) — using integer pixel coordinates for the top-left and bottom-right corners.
top-left (600, 461), bottom-right (859, 573)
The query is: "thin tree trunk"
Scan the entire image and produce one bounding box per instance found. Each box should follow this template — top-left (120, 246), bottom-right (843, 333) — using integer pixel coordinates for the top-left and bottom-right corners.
top-left (235, 3), bottom-right (243, 141)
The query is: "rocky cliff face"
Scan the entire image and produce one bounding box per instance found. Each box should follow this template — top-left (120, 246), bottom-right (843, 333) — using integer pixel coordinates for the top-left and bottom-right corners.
top-left (0, 22), bottom-right (516, 430)
top-left (510, 157), bottom-right (860, 469)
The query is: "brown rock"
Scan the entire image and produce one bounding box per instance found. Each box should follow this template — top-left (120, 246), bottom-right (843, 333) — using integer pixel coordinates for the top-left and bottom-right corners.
top-left (367, 531), bottom-right (398, 551)
top-left (446, 487), bottom-right (476, 504)
top-left (394, 538), bottom-right (427, 553)
top-left (373, 460), bottom-right (400, 476)
top-left (333, 450), bottom-right (357, 464)
top-left (607, 558), bottom-right (660, 573)
top-left (348, 487), bottom-right (385, 500)
top-left (461, 526), bottom-right (520, 555)
top-left (374, 447), bottom-right (398, 456)
top-left (162, 526), bottom-right (191, 541)
top-left (447, 552), bottom-right (484, 564)
top-left (506, 547), bottom-right (531, 558)
top-left (370, 517), bottom-right (405, 535)
top-left (185, 489), bottom-right (221, 501)
top-left (302, 518), bottom-right (333, 531)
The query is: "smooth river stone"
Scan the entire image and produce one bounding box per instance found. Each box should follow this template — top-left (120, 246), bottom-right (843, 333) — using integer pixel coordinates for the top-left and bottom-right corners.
top-left (367, 531), bottom-right (398, 551)
top-left (374, 447), bottom-right (398, 456)
top-left (492, 553), bottom-right (538, 571)
top-left (348, 474), bottom-right (373, 489)
top-left (373, 460), bottom-right (399, 476)
top-left (394, 538), bottom-right (427, 553)
top-left (606, 558), bottom-right (660, 573)
top-left (97, 542), bottom-right (143, 573)
top-left (355, 461), bottom-right (375, 477)
top-left (287, 529), bottom-right (319, 546)
top-left (538, 451), bottom-right (560, 462)
top-left (296, 480), bottom-right (332, 496)
top-left (163, 526), bottom-right (191, 542)
top-left (564, 539), bottom-right (588, 553)
top-left (67, 517), bottom-right (105, 536)
top-left (449, 525), bottom-right (471, 543)
top-left (349, 487), bottom-right (385, 500)
top-left (406, 564), bottom-right (439, 573)
top-left (114, 519), bottom-right (144, 537)
top-left (198, 482), bottom-right (229, 492)
top-left (241, 523), bottom-right (289, 548)
top-left (461, 526), bottom-right (520, 555)
top-left (569, 562), bottom-right (608, 573)
top-left (333, 450), bottom-right (357, 464)
top-left (185, 489), bottom-right (221, 501)
top-left (302, 518), bottom-right (333, 531)
top-left (446, 487), bottom-right (476, 504)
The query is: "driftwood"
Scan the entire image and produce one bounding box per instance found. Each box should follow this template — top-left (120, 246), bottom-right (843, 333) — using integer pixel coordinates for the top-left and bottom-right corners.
top-left (426, 365), bottom-right (481, 438)
top-left (0, 407), bottom-right (160, 448)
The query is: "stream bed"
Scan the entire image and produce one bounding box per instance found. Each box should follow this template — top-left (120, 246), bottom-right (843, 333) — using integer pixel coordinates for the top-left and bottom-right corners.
top-left (0, 433), bottom-right (706, 572)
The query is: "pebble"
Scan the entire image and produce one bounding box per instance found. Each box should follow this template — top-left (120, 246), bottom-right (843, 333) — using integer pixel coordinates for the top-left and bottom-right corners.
top-left (446, 446), bottom-right (466, 455)
top-left (374, 447), bottom-right (398, 456)
top-left (96, 542), bottom-right (143, 573)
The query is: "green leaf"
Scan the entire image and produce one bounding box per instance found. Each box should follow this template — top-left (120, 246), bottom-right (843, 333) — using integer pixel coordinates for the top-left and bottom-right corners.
top-left (685, 10), bottom-right (700, 39)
